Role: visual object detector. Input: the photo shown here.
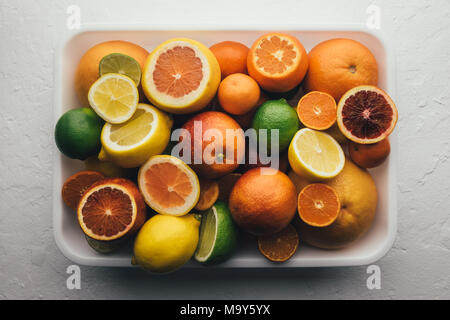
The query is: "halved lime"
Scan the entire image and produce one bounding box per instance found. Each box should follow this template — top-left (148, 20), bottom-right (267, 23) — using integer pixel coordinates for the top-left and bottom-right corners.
top-left (195, 201), bottom-right (238, 265)
top-left (99, 53), bottom-right (142, 86)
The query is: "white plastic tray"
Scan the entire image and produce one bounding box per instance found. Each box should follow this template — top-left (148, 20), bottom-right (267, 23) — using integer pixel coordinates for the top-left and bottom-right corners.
top-left (53, 24), bottom-right (397, 268)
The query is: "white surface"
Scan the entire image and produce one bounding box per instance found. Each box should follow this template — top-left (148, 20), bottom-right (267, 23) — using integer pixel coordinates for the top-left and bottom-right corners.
top-left (54, 26), bottom-right (397, 268)
top-left (1, 0), bottom-right (450, 299)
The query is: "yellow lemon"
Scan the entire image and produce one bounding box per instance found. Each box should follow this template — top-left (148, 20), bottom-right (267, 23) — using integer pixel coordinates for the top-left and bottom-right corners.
top-left (88, 73), bottom-right (139, 124)
top-left (132, 214), bottom-right (201, 273)
top-left (100, 103), bottom-right (172, 168)
top-left (288, 128), bottom-right (345, 181)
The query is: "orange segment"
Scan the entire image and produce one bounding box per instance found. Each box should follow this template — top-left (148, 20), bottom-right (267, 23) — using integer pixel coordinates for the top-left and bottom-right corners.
top-left (247, 33), bottom-right (309, 93)
top-left (77, 178), bottom-right (146, 241)
top-left (153, 46), bottom-right (203, 98)
top-left (258, 225), bottom-right (299, 262)
top-left (195, 179), bottom-right (219, 211)
top-left (138, 155), bottom-right (200, 216)
top-left (297, 91), bottom-right (337, 130)
top-left (298, 183), bottom-right (340, 227)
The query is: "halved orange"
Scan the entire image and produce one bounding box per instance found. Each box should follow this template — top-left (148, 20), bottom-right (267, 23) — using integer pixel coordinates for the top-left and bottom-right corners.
top-left (298, 183), bottom-right (340, 227)
top-left (247, 32), bottom-right (308, 93)
top-left (337, 85), bottom-right (398, 144)
top-left (297, 91), bottom-right (337, 130)
top-left (62, 170), bottom-right (105, 210)
top-left (138, 155), bottom-right (200, 216)
top-left (142, 38), bottom-right (221, 114)
top-left (258, 224), bottom-right (299, 262)
top-left (195, 179), bottom-right (219, 211)
top-left (77, 178), bottom-right (146, 241)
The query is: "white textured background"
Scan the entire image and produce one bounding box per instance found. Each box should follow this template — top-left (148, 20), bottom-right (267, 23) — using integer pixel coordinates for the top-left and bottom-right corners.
top-left (1, 0), bottom-right (449, 299)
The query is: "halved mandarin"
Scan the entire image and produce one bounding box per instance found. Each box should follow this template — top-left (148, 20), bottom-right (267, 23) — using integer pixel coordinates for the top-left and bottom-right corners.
top-left (297, 91), bottom-right (337, 131)
top-left (298, 184), bottom-right (340, 227)
top-left (258, 224), bottom-right (299, 262)
top-left (247, 32), bottom-right (309, 93)
top-left (77, 178), bottom-right (146, 241)
top-left (142, 38), bottom-right (221, 114)
top-left (138, 155), bottom-right (200, 216)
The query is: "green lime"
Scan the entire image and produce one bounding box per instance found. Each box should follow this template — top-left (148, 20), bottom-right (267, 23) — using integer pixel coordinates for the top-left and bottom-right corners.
top-left (252, 98), bottom-right (300, 152)
top-left (195, 200), bottom-right (238, 265)
top-left (55, 108), bottom-right (103, 160)
top-left (85, 235), bottom-right (128, 254)
top-left (99, 53), bottom-right (142, 86)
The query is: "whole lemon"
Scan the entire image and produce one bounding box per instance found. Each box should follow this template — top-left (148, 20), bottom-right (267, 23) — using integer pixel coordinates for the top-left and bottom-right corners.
top-left (132, 214), bottom-right (200, 273)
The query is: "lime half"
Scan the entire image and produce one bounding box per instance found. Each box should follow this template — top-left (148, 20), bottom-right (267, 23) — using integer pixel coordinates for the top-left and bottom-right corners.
top-left (195, 201), bottom-right (238, 265)
top-left (99, 53), bottom-right (142, 86)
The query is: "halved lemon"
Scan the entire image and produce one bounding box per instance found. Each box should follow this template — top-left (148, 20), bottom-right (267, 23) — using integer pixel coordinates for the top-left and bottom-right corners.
top-left (142, 38), bottom-right (221, 114)
top-left (138, 155), bottom-right (200, 216)
top-left (288, 128), bottom-right (345, 181)
top-left (88, 73), bottom-right (139, 124)
top-left (100, 103), bottom-right (173, 168)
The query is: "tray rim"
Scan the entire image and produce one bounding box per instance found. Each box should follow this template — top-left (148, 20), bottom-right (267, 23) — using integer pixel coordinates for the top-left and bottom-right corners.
top-left (53, 23), bottom-right (397, 268)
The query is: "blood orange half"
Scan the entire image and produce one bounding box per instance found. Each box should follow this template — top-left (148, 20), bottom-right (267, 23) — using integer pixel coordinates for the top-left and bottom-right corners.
top-left (247, 32), bottom-right (308, 93)
top-left (337, 85), bottom-right (398, 144)
top-left (142, 38), bottom-right (221, 114)
top-left (77, 178), bottom-right (146, 241)
top-left (138, 155), bottom-right (200, 216)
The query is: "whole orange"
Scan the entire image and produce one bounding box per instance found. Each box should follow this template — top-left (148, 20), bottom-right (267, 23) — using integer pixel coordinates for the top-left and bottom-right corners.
top-left (229, 168), bottom-right (297, 236)
top-left (305, 38), bottom-right (378, 101)
top-left (210, 41), bottom-right (249, 78)
top-left (348, 138), bottom-right (390, 168)
top-left (218, 73), bottom-right (261, 115)
top-left (181, 111), bottom-right (245, 179)
top-left (75, 40), bottom-right (149, 107)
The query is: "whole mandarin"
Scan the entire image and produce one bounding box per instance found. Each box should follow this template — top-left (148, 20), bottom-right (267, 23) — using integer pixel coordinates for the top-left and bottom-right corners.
top-left (218, 73), bottom-right (261, 115)
top-left (348, 139), bottom-right (390, 168)
top-left (210, 41), bottom-right (249, 78)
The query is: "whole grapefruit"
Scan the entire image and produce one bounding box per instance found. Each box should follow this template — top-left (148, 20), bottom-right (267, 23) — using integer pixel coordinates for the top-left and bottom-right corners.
top-left (75, 40), bottom-right (149, 107)
top-left (288, 157), bottom-right (378, 249)
top-left (229, 168), bottom-right (297, 236)
top-left (305, 38), bottom-right (378, 101)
